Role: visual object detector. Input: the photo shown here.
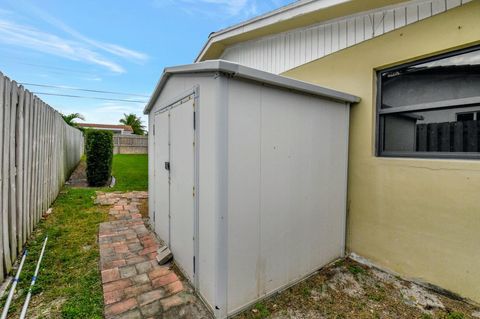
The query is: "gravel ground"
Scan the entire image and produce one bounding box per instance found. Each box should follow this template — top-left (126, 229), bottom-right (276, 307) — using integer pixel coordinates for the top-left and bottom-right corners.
top-left (234, 258), bottom-right (479, 319)
top-left (66, 160), bottom-right (89, 187)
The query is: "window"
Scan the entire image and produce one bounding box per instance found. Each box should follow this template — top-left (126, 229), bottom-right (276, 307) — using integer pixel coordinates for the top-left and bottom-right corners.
top-left (377, 46), bottom-right (480, 159)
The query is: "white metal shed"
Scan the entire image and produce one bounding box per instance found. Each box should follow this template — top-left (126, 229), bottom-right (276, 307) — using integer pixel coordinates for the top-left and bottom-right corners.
top-left (144, 60), bottom-right (359, 318)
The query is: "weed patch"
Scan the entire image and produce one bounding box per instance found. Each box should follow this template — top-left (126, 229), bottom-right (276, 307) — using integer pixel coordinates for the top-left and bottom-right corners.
top-left (348, 264), bottom-right (366, 276)
top-left (253, 302), bottom-right (270, 319)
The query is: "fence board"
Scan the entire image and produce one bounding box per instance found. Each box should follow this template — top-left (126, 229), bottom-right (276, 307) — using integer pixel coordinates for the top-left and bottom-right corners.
top-left (113, 135), bottom-right (148, 154)
top-left (0, 73), bottom-right (84, 277)
top-left (31, 98), bottom-right (38, 228)
top-left (464, 120), bottom-right (478, 152)
top-left (3, 78), bottom-right (12, 271)
top-left (19, 90), bottom-right (29, 246)
top-left (438, 122), bottom-right (450, 152)
top-left (427, 123), bottom-right (439, 152)
top-left (38, 102), bottom-right (43, 219)
top-left (15, 87), bottom-right (25, 255)
top-left (417, 124), bottom-right (428, 152)
top-left (28, 97), bottom-right (36, 237)
top-left (0, 75), bottom-right (4, 281)
top-left (452, 122), bottom-right (463, 153)
top-left (9, 82), bottom-right (18, 262)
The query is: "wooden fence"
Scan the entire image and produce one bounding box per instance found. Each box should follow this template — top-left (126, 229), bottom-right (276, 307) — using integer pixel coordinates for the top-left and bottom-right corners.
top-left (113, 135), bottom-right (148, 154)
top-left (0, 73), bottom-right (84, 280)
top-left (417, 120), bottom-right (479, 152)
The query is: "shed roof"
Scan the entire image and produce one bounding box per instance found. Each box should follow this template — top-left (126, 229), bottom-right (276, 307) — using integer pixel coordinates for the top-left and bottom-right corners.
top-left (144, 60), bottom-right (359, 114)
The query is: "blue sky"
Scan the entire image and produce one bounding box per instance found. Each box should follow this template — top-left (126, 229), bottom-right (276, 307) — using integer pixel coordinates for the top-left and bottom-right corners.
top-left (0, 0), bottom-right (294, 124)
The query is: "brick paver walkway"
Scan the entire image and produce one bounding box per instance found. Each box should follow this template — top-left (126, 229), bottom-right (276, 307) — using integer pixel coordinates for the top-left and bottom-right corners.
top-left (96, 191), bottom-right (209, 319)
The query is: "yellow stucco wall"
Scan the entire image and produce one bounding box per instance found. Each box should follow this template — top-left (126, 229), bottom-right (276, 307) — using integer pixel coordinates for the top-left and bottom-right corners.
top-left (284, 2), bottom-right (480, 303)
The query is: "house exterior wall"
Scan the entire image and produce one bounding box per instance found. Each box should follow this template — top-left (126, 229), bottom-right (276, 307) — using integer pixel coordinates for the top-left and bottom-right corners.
top-left (283, 1), bottom-right (480, 303)
top-left (220, 0), bottom-right (472, 74)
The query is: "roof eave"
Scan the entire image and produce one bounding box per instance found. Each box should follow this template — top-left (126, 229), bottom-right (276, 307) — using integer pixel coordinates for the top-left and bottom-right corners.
top-left (195, 0), bottom-right (351, 62)
top-left (196, 0), bottom-right (412, 62)
top-left (144, 60), bottom-right (360, 115)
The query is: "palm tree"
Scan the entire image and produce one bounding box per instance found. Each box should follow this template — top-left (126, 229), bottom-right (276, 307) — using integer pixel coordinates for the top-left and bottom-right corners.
top-left (120, 113), bottom-right (146, 135)
top-left (61, 113), bottom-right (85, 128)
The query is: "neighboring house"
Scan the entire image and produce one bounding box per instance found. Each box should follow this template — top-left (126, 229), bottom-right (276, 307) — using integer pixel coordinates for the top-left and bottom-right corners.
top-left (195, 0), bottom-right (479, 305)
top-left (77, 123), bottom-right (134, 135)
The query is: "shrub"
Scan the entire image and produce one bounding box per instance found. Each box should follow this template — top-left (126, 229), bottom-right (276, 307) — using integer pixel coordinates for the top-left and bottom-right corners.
top-left (85, 130), bottom-right (113, 186)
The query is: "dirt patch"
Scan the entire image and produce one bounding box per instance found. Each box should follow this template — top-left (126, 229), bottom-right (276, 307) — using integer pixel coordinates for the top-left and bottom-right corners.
top-left (65, 160), bottom-right (88, 187)
top-left (138, 198), bottom-right (148, 218)
top-left (25, 297), bottom-right (67, 319)
top-left (66, 160), bottom-right (114, 188)
top-left (234, 258), bottom-right (479, 319)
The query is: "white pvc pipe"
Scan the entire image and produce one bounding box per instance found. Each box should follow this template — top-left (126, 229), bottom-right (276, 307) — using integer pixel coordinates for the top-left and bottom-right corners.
top-left (19, 237), bottom-right (48, 319)
top-left (0, 250), bottom-right (28, 319)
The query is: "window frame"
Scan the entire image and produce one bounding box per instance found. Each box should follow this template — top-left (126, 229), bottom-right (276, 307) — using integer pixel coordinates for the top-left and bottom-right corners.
top-left (375, 45), bottom-right (480, 160)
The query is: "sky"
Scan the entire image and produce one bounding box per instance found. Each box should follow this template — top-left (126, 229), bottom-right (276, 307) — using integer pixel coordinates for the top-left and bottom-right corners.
top-left (0, 0), bottom-right (295, 125)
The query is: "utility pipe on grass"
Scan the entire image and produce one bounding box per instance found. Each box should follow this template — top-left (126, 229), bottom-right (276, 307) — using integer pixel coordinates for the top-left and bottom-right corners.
top-left (19, 237), bottom-right (48, 319)
top-left (0, 250), bottom-right (27, 319)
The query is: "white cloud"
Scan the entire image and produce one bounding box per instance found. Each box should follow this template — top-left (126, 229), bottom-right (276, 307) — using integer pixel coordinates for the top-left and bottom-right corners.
top-left (82, 76), bottom-right (103, 82)
top-left (154, 0), bottom-right (263, 19)
top-left (26, 5), bottom-right (149, 63)
top-left (0, 19), bottom-right (126, 73)
top-left (0, 2), bottom-right (149, 73)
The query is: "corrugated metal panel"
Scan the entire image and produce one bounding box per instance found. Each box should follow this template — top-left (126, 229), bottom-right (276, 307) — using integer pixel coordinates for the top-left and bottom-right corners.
top-left (220, 0), bottom-right (470, 74)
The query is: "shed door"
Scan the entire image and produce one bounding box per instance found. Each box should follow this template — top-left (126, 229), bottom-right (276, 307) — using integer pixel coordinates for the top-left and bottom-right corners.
top-left (153, 111), bottom-right (170, 245)
top-left (169, 97), bottom-right (195, 281)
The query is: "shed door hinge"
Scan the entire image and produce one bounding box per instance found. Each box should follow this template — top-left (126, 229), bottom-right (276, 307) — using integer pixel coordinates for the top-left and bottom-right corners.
top-left (193, 111), bottom-right (196, 130)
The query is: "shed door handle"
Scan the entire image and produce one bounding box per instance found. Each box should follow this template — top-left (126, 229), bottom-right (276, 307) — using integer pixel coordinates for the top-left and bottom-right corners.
top-left (165, 162), bottom-right (170, 171)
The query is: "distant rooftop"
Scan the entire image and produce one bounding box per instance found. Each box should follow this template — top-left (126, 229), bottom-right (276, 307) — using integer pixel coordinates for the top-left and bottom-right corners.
top-left (78, 123), bottom-right (133, 132)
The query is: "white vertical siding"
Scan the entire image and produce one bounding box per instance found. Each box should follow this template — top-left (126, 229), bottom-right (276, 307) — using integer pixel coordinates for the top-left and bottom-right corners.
top-left (220, 0), bottom-right (471, 74)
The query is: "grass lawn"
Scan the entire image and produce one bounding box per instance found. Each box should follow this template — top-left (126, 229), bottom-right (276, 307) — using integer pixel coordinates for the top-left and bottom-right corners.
top-left (111, 154), bottom-right (148, 191)
top-left (3, 154), bottom-right (148, 318)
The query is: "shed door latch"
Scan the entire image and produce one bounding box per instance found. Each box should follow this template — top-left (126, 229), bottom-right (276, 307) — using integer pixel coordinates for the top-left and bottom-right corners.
top-left (165, 162), bottom-right (170, 171)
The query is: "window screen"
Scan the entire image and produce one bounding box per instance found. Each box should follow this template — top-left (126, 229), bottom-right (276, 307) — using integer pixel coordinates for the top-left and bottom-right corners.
top-left (377, 46), bottom-right (480, 159)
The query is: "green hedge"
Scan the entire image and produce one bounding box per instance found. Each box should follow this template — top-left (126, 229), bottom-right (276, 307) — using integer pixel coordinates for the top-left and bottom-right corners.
top-left (85, 130), bottom-right (113, 187)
